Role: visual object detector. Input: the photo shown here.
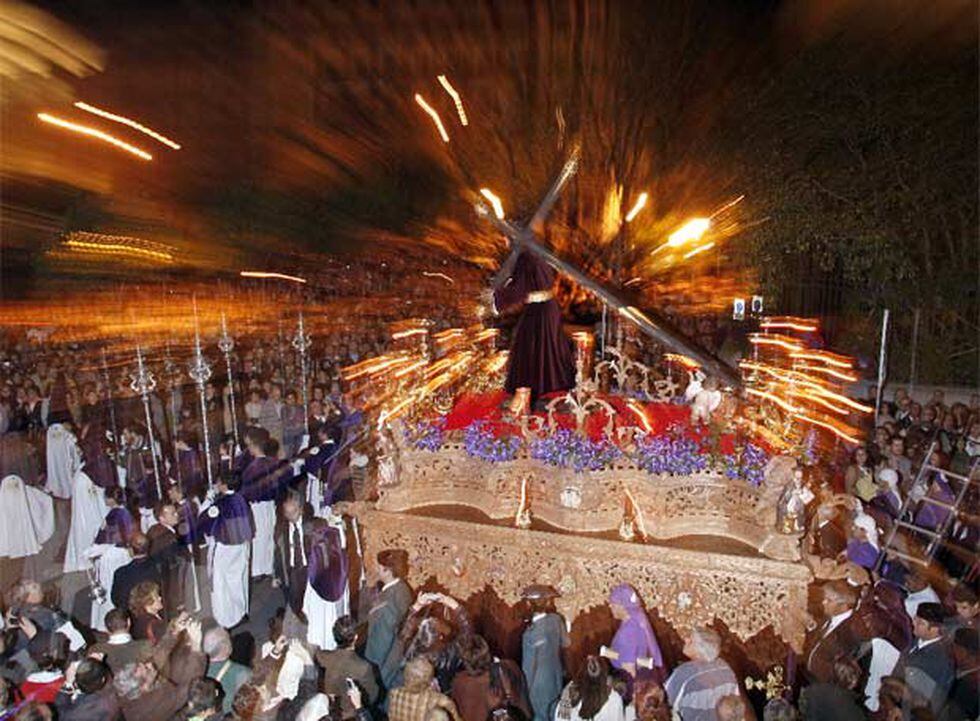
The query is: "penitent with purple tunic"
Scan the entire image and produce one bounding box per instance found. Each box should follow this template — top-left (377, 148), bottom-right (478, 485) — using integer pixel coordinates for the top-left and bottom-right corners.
top-left (610, 584), bottom-right (664, 674)
top-left (493, 251), bottom-right (575, 402)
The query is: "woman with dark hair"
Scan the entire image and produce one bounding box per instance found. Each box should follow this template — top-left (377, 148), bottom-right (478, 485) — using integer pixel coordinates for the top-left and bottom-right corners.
top-left (128, 581), bottom-right (166, 644)
top-left (451, 634), bottom-right (531, 721)
top-left (844, 446), bottom-right (876, 501)
top-left (18, 631), bottom-right (69, 704)
top-left (176, 677), bottom-right (224, 721)
top-left (555, 656), bottom-right (624, 721)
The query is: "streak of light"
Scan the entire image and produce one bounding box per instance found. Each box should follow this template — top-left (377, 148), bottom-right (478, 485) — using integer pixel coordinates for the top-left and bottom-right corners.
top-left (792, 413), bottom-right (861, 445)
top-left (667, 218), bottom-right (710, 247)
top-left (421, 271), bottom-right (454, 284)
top-left (682, 242), bottom-right (715, 260)
top-left (789, 351), bottom-right (854, 369)
top-left (749, 335), bottom-right (804, 353)
top-left (623, 486), bottom-right (648, 539)
top-left (392, 359), bottom-right (428, 379)
top-left (626, 399), bottom-right (653, 434)
top-left (414, 93), bottom-right (449, 142)
top-left (797, 364), bottom-right (859, 383)
top-left (624, 277), bottom-right (643, 287)
top-left (708, 195), bottom-right (745, 218)
top-left (342, 354), bottom-right (408, 381)
top-left (391, 328), bottom-right (428, 340)
top-left (624, 192), bottom-right (648, 223)
top-left (664, 353), bottom-right (700, 369)
top-left (377, 396), bottom-right (413, 430)
top-left (760, 320), bottom-right (816, 332)
top-left (37, 112), bottom-right (152, 160)
top-left (472, 328), bottom-right (499, 343)
top-left (64, 234), bottom-right (173, 262)
top-left (760, 317), bottom-right (819, 333)
top-left (436, 75), bottom-right (468, 126)
top-left (745, 387), bottom-right (799, 414)
top-left (74, 101), bottom-right (181, 149)
top-left (787, 389), bottom-right (850, 416)
top-left (239, 271), bottom-right (307, 284)
top-left (479, 188), bottom-right (505, 219)
top-left (486, 352), bottom-right (509, 373)
top-left (807, 387), bottom-right (873, 414)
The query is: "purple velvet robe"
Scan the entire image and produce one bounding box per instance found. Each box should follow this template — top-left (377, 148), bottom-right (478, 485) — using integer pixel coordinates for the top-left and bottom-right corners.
top-left (610, 584), bottom-right (664, 672)
top-left (308, 522), bottom-right (349, 602)
top-left (199, 492), bottom-right (255, 546)
top-left (240, 456), bottom-right (288, 503)
top-left (913, 476), bottom-right (955, 530)
top-left (493, 251), bottom-right (575, 401)
top-left (177, 448), bottom-right (205, 498)
top-left (846, 539), bottom-right (880, 570)
top-left (96, 506), bottom-right (134, 547)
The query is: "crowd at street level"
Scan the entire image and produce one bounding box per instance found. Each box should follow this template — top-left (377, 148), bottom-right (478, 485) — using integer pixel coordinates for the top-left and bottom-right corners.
top-left (0, 329), bottom-right (976, 721)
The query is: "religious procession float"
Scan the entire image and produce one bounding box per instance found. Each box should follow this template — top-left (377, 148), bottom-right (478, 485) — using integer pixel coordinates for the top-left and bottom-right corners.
top-left (337, 299), bottom-right (869, 665)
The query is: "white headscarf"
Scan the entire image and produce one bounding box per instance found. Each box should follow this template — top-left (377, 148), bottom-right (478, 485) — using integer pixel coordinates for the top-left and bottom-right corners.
top-left (853, 512), bottom-right (880, 550)
top-left (876, 468), bottom-right (902, 505)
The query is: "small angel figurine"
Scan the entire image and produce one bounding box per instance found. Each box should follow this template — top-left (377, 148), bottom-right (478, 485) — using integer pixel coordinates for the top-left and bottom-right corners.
top-left (776, 467), bottom-right (815, 534)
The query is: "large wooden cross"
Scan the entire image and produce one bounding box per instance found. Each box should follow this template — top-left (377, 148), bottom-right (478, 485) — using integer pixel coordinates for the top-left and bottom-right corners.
top-left (479, 147), bottom-right (741, 388)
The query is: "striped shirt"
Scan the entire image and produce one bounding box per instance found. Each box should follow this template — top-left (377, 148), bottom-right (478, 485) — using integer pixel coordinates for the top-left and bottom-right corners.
top-left (664, 659), bottom-right (740, 721)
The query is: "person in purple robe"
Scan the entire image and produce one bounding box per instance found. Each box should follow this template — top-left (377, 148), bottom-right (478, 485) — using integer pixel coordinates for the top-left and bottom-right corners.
top-left (913, 473), bottom-right (955, 530)
top-left (96, 486), bottom-right (135, 547)
top-left (174, 430), bottom-right (205, 500)
top-left (608, 584), bottom-right (665, 680)
top-left (845, 514), bottom-right (881, 570)
top-left (199, 474), bottom-right (255, 628)
top-left (492, 250), bottom-right (575, 408)
top-left (79, 432), bottom-right (118, 490)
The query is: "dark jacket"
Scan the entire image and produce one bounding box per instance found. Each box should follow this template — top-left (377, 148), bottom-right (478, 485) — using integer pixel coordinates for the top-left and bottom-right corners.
top-left (894, 638), bottom-right (956, 714)
top-left (364, 579), bottom-right (413, 689)
top-left (89, 636), bottom-right (151, 675)
top-left (316, 647), bottom-right (380, 718)
top-left (54, 686), bottom-right (122, 721)
top-left (272, 508), bottom-right (319, 615)
top-left (147, 522), bottom-right (189, 614)
top-left (118, 631), bottom-right (206, 721)
top-left (111, 556), bottom-right (162, 612)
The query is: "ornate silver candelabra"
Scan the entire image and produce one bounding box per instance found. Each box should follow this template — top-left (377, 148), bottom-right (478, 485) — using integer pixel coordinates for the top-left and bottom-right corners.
top-left (189, 314), bottom-right (214, 489)
top-left (130, 344), bottom-right (162, 500)
top-left (292, 311), bottom-right (311, 437)
top-left (218, 313), bottom-right (240, 452)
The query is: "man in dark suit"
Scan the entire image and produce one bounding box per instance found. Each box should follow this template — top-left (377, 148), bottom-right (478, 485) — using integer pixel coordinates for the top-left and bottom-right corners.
top-left (364, 548), bottom-right (413, 690)
top-left (894, 602), bottom-right (955, 714)
top-left (315, 615), bottom-right (380, 719)
top-left (147, 501), bottom-right (191, 616)
top-left (805, 582), bottom-right (867, 683)
top-left (88, 609), bottom-right (151, 675)
top-left (52, 658), bottom-right (121, 721)
top-left (272, 491), bottom-right (318, 622)
top-left (111, 532), bottom-right (162, 613)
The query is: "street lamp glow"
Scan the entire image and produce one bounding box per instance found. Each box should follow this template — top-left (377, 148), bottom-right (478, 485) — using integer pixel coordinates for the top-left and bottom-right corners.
top-left (624, 192), bottom-right (648, 222)
top-left (667, 217), bottom-right (710, 247)
top-left (414, 93), bottom-right (450, 142)
top-left (479, 188), bottom-right (505, 219)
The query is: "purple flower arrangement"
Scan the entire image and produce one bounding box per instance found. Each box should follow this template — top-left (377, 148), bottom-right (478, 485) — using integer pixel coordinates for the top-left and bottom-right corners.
top-left (408, 418), bottom-right (446, 451)
top-left (529, 428), bottom-right (622, 472)
top-left (463, 421), bottom-right (521, 463)
top-left (722, 442), bottom-right (770, 486)
top-left (633, 433), bottom-right (710, 475)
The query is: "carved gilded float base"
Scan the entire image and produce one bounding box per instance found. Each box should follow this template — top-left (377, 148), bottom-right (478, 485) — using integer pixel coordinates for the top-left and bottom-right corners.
top-left (346, 504), bottom-right (811, 652)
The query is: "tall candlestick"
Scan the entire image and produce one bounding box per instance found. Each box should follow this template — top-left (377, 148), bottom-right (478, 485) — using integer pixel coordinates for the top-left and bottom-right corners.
top-left (130, 344), bottom-right (162, 501)
top-left (218, 313), bottom-right (240, 452)
top-left (189, 302), bottom-right (214, 489)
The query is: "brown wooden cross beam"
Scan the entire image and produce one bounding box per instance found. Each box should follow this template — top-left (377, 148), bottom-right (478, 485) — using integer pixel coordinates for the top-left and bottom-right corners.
top-left (478, 147), bottom-right (741, 388)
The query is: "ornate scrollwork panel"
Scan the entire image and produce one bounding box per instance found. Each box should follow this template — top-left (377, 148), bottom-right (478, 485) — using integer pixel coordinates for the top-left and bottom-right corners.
top-left (348, 506), bottom-right (811, 652)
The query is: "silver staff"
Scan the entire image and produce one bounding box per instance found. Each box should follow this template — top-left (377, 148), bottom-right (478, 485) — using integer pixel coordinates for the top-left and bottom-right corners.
top-left (130, 344), bottom-right (162, 500)
top-left (189, 311), bottom-right (215, 490)
top-left (292, 311), bottom-right (311, 438)
top-left (101, 347), bottom-right (122, 463)
top-left (218, 313), bottom-right (240, 452)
